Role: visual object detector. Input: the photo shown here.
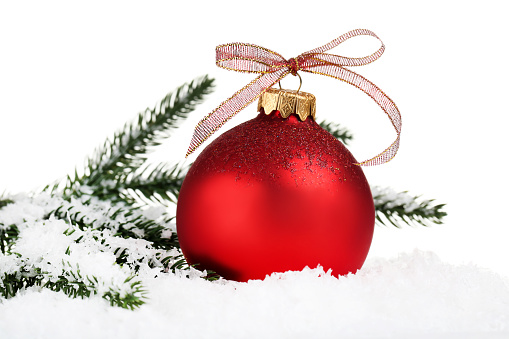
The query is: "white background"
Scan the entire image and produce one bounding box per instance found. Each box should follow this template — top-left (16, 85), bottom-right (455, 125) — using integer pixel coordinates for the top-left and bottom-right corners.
top-left (1, 1), bottom-right (508, 277)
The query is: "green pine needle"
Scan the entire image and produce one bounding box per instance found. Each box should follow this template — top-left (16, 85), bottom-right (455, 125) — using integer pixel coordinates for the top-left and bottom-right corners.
top-left (372, 187), bottom-right (447, 228)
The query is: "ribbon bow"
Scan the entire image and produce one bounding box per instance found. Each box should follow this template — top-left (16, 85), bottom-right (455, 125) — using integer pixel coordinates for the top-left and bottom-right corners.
top-left (187, 28), bottom-right (401, 166)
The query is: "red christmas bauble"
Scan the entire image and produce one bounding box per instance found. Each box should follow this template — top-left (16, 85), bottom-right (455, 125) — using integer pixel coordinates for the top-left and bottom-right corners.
top-left (177, 89), bottom-right (374, 282)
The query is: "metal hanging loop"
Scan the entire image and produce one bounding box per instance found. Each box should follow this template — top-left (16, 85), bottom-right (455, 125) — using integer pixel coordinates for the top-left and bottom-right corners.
top-left (278, 72), bottom-right (302, 92)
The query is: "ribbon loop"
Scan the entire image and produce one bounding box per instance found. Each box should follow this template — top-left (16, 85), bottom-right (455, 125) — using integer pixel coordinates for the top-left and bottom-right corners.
top-left (187, 29), bottom-right (401, 166)
top-left (216, 43), bottom-right (287, 74)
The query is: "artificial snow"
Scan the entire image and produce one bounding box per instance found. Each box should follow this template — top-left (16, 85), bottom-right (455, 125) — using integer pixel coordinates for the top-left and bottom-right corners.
top-left (1, 194), bottom-right (509, 338)
top-left (0, 251), bottom-right (507, 338)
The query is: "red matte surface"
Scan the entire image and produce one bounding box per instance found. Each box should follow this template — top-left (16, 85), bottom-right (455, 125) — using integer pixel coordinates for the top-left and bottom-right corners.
top-left (177, 110), bottom-right (375, 282)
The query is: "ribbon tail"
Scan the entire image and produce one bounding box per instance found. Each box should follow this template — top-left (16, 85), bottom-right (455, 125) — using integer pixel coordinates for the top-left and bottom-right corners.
top-left (304, 29), bottom-right (384, 62)
top-left (186, 69), bottom-right (290, 156)
top-left (303, 65), bottom-right (401, 166)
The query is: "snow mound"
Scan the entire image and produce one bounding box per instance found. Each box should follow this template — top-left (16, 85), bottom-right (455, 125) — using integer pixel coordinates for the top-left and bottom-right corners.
top-left (1, 250), bottom-right (508, 339)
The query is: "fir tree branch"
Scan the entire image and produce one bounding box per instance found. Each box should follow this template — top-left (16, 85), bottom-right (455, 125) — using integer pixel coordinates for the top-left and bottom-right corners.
top-left (0, 215), bottom-right (152, 309)
top-left (40, 263), bottom-right (99, 300)
top-left (52, 198), bottom-right (179, 251)
top-left (63, 75), bottom-right (214, 198)
top-left (94, 163), bottom-right (187, 206)
top-left (103, 278), bottom-right (146, 310)
top-left (0, 262), bottom-right (147, 309)
top-left (372, 186), bottom-right (447, 228)
top-left (319, 120), bottom-right (353, 145)
top-left (1, 76), bottom-right (219, 310)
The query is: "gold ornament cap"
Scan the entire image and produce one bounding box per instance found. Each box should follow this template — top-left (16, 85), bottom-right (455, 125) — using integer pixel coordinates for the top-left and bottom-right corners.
top-left (257, 88), bottom-right (316, 120)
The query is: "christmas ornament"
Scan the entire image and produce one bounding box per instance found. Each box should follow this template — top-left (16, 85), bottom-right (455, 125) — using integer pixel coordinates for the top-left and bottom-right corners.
top-left (177, 29), bottom-right (402, 282)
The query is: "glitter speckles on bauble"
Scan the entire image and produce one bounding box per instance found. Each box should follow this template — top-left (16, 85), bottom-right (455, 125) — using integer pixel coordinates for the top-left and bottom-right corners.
top-left (176, 89), bottom-right (375, 282)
